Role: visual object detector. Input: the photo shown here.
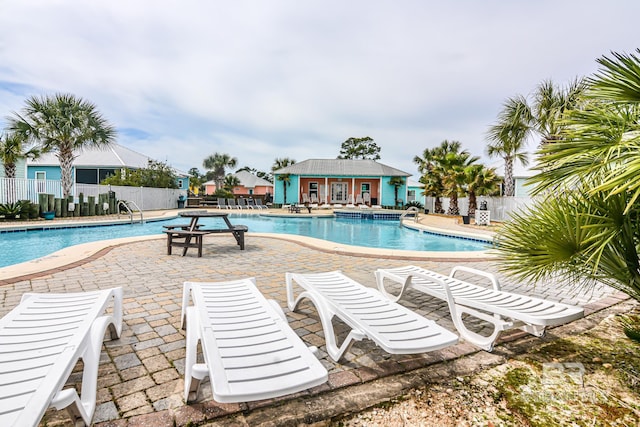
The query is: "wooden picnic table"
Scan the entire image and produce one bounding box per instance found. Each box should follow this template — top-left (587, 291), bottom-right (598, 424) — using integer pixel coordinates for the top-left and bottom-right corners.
top-left (163, 211), bottom-right (248, 257)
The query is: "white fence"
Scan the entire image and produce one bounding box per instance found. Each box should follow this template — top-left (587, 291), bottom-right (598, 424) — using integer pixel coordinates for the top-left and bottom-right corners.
top-left (0, 178), bottom-right (63, 203)
top-left (424, 196), bottom-right (536, 221)
top-left (75, 184), bottom-right (186, 211)
top-left (0, 178), bottom-right (186, 210)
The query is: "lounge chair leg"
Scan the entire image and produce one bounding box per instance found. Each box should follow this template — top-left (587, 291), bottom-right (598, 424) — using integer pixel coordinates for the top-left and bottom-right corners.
top-left (184, 307), bottom-right (209, 402)
top-left (50, 315), bottom-right (118, 426)
top-left (285, 273), bottom-right (364, 361)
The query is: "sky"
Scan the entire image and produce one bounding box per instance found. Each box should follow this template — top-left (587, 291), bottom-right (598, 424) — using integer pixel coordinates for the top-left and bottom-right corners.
top-left (1, 1), bottom-right (639, 180)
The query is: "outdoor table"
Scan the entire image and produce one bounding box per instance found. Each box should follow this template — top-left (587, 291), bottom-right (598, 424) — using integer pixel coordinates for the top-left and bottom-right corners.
top-left (164, 211), bottom-right (248, 257)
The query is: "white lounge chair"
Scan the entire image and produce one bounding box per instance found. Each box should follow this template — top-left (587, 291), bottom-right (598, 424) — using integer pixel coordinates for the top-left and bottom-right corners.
top-left (286, 271), bottom-right (458, 361)
top-left (0, 287), bottom-right (123, 427)
top-left (375, 265), bottom-right (584, 351)
top-left (181, 278), bottom-right (328, 403)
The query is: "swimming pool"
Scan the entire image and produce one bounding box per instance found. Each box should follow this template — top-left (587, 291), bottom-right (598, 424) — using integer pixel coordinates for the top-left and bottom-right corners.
top-left (0, 214), bottom-right (489, 268)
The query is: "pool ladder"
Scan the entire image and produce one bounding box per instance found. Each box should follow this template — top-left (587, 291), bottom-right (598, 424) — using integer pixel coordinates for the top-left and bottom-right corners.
top-left (399, 206), bottom-right (420, 226)
top-left (117, 200), bottom-right (144, 224)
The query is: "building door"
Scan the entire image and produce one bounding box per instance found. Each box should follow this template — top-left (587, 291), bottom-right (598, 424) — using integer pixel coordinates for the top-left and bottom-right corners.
top-left (330, 182), bottom-right (348, 203)
top-left (35, 171), bottom-right (46, 193)
top-left (308, 182), bottom-right (318, 202)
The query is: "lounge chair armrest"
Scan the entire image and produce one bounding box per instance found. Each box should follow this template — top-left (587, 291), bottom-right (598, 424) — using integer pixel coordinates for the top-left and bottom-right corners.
top-left (450, 265), bottom-right (501, 291)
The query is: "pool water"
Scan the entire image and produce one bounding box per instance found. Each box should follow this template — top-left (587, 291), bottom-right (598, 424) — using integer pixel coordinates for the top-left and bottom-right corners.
top-left (0, 214), bottom-right (489, 268)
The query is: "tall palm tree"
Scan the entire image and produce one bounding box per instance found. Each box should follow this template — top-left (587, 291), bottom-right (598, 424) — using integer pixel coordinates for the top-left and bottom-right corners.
top-left (203, 152), bottom-right (237, 192)
top-left (486, 96), bottom-right (531, 197)
top-left (463, 165), bottom-right (501, 215)
top-left (495, 49), bottom-right (640, 302)
top-left (8, 93), bottom-right (116, 198)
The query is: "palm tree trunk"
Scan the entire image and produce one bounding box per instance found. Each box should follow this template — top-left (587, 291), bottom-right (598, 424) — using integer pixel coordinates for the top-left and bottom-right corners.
top-left (468, 192), bottom-right (477, 215)
top-left (504, 158), bottom-right (515, 197)
top-left (58, 142), bottom-right (75, 198)
top-left (447, 193), bottom-right (460, 215)
top-left (434, 197), bottom-right (444, 214)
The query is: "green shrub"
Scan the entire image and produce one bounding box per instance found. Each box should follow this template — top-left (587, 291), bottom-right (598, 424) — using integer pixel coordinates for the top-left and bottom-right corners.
top-left (0, 201), bottom-right (23, 219)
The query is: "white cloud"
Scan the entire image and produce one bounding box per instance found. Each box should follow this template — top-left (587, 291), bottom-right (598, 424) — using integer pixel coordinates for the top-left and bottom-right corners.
top-left (1, 0), bottom-right (639, 179)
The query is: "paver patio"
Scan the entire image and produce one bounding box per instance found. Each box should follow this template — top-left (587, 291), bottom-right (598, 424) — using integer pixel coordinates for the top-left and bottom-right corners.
top-left (0, 215), bottom-right (624, 426)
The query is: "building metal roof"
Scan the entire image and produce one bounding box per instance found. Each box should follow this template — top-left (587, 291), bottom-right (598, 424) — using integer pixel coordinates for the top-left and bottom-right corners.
top-left (273, 159), bottom-right (411, 177)
top-left (27, 143), bottom-right (188, 176)
top-left (203, 171), bottom-right (274, 188)
top-left (232, 171), bottom-right (273, 188)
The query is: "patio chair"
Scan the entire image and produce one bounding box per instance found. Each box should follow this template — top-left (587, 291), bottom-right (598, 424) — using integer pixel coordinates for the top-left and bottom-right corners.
top-left (0, 287), bottom-right (123, 427)
top-left (254, 198), bottom-right (268, 209)
top-left (302, 193), bottom-right (310, 203)
top-left (227, 198), bottom-right (242, 209)
top-left (217, 198), bottom-right (230, 209)
top-left (238, 198), bottom-right (252, 209)
top-left (247, 198), bottom-right (261, 209)
top-left (375, 265), bottom-right (584, 351)
top-left (355, 194), bottom-right (364, 205)
top-left (286, 271), bottom-right (458, 361)
top-left (363, 193), bottom-right (371, 205)
top-left (181, 278), bottom-right (328, 403)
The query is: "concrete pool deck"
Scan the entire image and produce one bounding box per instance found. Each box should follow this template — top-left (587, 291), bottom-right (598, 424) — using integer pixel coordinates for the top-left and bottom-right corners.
top-left (0, 209), bottom-right (628, 426)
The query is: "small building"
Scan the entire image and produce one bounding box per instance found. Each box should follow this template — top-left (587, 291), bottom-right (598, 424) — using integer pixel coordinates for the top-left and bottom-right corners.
top-left (26, 143), bottom-right (189, 190)
top-left (272, 159), bottom-right (411, 206)
top-left (203, 171), bottom-right (274, 196)
top-left (407, 180), bottom-right (426, 206)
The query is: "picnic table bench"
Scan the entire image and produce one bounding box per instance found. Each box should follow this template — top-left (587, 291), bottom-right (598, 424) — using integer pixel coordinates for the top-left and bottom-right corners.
top-left (163, 212), bottom-right (247, 257)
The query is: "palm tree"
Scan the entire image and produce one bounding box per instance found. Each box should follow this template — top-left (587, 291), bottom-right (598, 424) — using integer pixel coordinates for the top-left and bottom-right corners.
top-left (0, 131), bottom-right (40, 203)
top-left (422, 141), bottom-right (478, 215)
top-left (486, 96), bottom-right (531, 197)
top-left (277, 173), bottom-right (292, 205)
top-left (272, 157), bottom-right (296, 172)
top-left (494, 49), bottom-right (640, 303)
top-left (414, 145), bottom-right (446, 213)
top-left (222, 174), bottom-right (241, 193)
top-left (532, 78), bottom-right (587, 146)
top-left (7, 93), bottom-right (116, 198)
top-left (0, 131), bottom-right (39, 178)
top-left (441, 157), bottom-right (478, 216)
top-left (388, 176), bottom-right (406, 208)
top-left (203, 152), bottom-right (237, 192)
top-left (463, 165), bottom-right (500, 215)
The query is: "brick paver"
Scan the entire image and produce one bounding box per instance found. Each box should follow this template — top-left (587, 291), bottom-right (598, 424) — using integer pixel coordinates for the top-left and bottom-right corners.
top-left (0, 215), bottom-right (620, 426)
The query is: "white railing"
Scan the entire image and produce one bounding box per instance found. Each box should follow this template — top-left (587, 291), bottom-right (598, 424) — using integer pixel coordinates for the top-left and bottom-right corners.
top-left (0, 178), bottom-right (186, 210)
top-left (424, 196), bottom-right (536, 221)
top-left (0, 178), bottom-right (63, 204)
